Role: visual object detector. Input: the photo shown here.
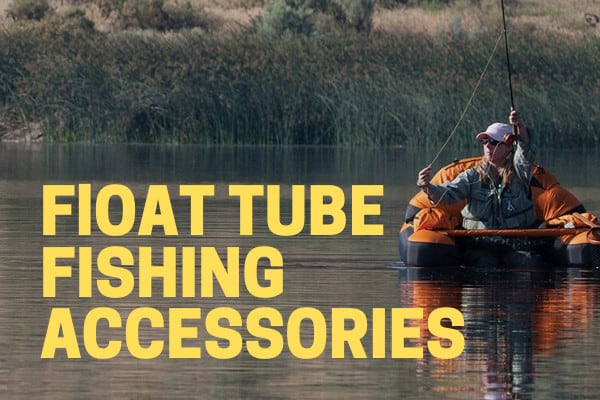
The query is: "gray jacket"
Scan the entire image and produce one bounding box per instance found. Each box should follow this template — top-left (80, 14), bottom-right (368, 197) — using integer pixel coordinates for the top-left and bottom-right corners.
top-left (427, 139), bottom-right (536, 229)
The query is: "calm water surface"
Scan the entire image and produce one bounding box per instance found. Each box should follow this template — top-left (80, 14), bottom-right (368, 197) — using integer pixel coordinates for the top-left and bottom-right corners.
top-left (2, 143), bottom-right (600, 399)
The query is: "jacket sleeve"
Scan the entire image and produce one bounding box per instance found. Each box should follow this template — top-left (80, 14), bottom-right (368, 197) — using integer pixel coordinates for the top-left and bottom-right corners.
top-left (425, 169), bottom-right (474, 205)
top-left (513, 129), bottom-right (536, 184)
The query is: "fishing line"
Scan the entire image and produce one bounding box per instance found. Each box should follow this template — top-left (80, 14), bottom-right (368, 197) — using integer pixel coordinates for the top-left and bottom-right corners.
top-left (427, 31), bottom-right (504, 167)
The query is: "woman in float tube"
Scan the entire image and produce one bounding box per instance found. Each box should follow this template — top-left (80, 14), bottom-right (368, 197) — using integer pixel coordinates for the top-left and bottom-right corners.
top-left (416, 109), bottom-right (542, 267)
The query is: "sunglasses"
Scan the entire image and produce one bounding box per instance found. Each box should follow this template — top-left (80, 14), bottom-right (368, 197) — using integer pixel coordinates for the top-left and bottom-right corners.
top-left (479, 138), bottom-right (502, 146)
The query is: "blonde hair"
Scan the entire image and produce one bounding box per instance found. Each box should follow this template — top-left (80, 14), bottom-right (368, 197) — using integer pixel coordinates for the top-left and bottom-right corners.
top-left (475, 150), bottom-right (515, 187)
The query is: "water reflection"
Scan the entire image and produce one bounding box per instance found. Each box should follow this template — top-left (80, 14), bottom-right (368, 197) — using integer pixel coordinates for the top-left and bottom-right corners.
top-left (397, 265), bottom-right (600, 399)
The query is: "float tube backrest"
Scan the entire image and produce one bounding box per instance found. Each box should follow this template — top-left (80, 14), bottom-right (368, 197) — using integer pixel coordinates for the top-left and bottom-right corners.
top-left (531, 166), bottom-right (583, 221)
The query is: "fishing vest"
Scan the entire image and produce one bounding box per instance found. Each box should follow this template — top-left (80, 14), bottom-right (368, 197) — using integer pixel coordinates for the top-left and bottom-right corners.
top-left (459, 168), bottom-right (536, 230)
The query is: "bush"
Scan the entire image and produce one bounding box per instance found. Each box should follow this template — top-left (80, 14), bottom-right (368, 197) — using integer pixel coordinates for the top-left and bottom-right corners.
top-left (335, 0), bottom-right (374, 32)
top-left (96, 0), bottom-right (209, 31)
top-left (6, 0), bottom-right (52, 21)
top-left (255, 0), bottom-right (315, 38)
top-left (54, 9), bottom-right (96, 33)
top-left (289, 0), bottom-right (375, 33)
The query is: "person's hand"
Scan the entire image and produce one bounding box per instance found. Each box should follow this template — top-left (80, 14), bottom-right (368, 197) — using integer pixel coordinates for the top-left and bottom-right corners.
top-left (417, 165), bottom-right (432, 188)
top-left (509, 108), bottom-right (525, 129)
top-left (508, 107), bottom-right (529, 142)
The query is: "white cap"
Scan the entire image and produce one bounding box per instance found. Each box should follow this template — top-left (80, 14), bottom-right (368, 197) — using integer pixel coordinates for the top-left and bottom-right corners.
top-left (476, 123), bottom-right (514, 143)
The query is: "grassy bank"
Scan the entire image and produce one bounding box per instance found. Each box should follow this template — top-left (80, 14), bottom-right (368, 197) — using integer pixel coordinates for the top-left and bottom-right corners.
top-left (1, 1), bottom-right (599, 147)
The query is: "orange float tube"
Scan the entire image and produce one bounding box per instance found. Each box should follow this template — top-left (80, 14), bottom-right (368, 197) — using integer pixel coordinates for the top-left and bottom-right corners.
top-left (398, 158), bottom-right (599, 267)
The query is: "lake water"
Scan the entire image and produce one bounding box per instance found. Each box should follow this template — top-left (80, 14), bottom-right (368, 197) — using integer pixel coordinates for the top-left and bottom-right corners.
top-left (2, 142), bottom-right (600, 399)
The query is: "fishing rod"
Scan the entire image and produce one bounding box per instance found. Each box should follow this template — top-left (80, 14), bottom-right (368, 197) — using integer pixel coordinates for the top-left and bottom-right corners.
top-left (500, 0), bottom-right (515, 110)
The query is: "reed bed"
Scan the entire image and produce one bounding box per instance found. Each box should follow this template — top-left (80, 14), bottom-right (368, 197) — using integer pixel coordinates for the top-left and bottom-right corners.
top-left (1, 14), bottom-right (598, 147)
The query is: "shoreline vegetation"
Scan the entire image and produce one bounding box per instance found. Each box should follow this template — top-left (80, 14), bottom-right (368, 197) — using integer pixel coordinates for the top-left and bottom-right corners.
top-left (0, 0), bottom-right (598, 147)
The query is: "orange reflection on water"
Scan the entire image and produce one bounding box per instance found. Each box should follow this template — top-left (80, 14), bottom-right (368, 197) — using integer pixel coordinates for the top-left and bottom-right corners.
top-left (532, 277), bottom-right (599, 355)
top-left (397, 269), bottom-right (600, 399)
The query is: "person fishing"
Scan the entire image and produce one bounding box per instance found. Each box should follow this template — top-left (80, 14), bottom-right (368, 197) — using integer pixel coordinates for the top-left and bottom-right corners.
top-left (415, 108), bottom-right (542, 267)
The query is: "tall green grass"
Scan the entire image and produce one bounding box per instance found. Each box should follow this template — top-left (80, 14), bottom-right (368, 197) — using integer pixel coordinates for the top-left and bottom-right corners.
top-left (1, 15), bottom-right (598, 147)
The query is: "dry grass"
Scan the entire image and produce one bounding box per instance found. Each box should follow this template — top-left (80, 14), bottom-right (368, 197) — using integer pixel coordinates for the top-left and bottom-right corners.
top-left (374, 0), bottom-right (600, 38)
top-left (0, 0), bottom-right (260, 32)
top-left (1, 0), bottom-right (11, 24)
top-left (202, 5), bottom-right (262, 32)
top-left (1, 0), bottom-right (598, 36)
